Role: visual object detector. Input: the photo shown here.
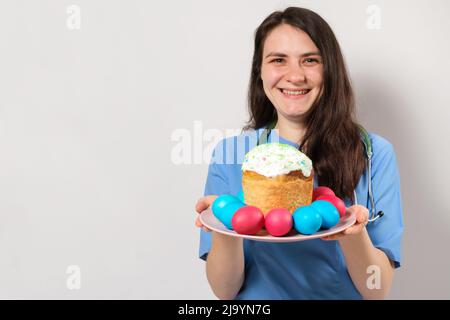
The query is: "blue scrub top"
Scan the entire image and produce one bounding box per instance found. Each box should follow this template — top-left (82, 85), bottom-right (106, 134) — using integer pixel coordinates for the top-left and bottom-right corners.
top-left (199, 128), bottom-right (403, 300)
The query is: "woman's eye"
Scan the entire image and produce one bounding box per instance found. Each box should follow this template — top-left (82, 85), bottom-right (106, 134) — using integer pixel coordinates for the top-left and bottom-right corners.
top-left (271, 58), bottom-right (284, 64)
top-left (303, 58), bottom-right (320, 64)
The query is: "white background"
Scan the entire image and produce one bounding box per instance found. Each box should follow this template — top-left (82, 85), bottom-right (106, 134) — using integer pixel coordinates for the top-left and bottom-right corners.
top-left (0, 0), bottom-right (449, 299)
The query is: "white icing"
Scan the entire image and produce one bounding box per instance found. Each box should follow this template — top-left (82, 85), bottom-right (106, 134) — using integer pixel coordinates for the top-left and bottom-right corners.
top-left (242, 143), bottom-right (313, 177)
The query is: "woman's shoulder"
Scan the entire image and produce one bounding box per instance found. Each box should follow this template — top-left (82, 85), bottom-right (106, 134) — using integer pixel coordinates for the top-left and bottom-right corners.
top-left (367, 132), bottom-right (397, 162)
top-left (368, 132), bottom-right (394, 151)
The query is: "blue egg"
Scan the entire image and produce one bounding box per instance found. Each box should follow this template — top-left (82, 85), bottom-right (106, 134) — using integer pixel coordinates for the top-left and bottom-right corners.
top-left (236, 189), bottom-right (245, 203)
top-left (293, 206), bottom-right (322, 235)
top-left (311, 200), bottom-right (340, 229)
top-left (215, 201), bottom-right (245, 230)
top-left (212, 194), bottom-right (241, 216)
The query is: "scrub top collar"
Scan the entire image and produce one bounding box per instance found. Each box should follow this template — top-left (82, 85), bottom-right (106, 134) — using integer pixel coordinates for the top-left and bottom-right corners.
top-left (266, 128), bottom-right (301, 149)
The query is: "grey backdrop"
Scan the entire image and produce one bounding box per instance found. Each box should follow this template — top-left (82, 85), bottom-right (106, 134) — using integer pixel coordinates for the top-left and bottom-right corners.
top-left (0, 0), bottom-right (449, 299)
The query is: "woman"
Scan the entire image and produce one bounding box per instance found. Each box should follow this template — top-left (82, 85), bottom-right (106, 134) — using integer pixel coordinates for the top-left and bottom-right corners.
top-left (195, 7), bottom-right (403, 300)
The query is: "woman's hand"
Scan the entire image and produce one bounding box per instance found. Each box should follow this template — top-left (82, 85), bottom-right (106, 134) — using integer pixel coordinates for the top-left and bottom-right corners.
top-left (321, 205), bottom-right (369, 241)
top-left (195, 195), bottom-right (218, 232)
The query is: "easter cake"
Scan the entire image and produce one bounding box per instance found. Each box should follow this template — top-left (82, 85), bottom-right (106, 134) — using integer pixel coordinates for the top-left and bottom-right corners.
top-left (241, 143), bottom-right (313, 215)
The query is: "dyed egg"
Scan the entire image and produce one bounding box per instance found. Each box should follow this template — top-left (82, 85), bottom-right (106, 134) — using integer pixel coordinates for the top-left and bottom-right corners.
top-left (265, 208), bottom-right (293, 237)
top-left (311, 200), bottom-right (340, 229)
top-left (231, 206), bottom-right (264, 235)
top-left (293, 206), bottom-right (322, 235)
top-left (215, 201), bottom-right (245, 230)
top-left (316, 195), bottom-right (346, 217)
top-left (236, 189), bottom-right (245, 203)
top-left (212, 194), bottom-right (242, 217)
top-left (312, 186), bottom-right (335, 201)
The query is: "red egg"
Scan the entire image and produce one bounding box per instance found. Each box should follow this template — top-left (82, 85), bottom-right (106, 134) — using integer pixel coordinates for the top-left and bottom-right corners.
top-left (265, 208), bottom-right (293, 237)
top-left (312, 186), bottom-right (335, 201)
top-left (231, 206), bottom-right (265, 235)
top-left (316, 195), bottom-right (346, 217)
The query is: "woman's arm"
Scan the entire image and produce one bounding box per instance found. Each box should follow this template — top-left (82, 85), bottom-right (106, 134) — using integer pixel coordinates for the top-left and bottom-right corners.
top-left (323, 205), bottom-right (395, 299)
top-left (196, 196), bottom-right (245, 300)
top-left (338, 227), bottom-right (394, 299)
top-left (206, 233), bottom-right (245, 300)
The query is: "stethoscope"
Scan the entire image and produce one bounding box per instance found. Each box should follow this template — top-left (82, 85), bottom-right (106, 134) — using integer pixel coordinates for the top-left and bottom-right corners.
top-left (256, 122), bottom-right (384, 223)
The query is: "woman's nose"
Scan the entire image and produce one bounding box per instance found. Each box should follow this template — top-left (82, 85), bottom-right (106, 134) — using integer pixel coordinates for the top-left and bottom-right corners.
top-left (286, 64), bottom-right (306, 83)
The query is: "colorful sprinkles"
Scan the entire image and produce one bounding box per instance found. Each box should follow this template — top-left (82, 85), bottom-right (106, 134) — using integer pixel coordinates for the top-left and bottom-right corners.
top-left (242, 143), bottom-right (313, 177)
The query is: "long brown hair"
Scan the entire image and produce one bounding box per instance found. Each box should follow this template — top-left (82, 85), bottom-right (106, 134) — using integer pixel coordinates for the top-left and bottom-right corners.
top-left (243, 7), bottom-right (366, 200)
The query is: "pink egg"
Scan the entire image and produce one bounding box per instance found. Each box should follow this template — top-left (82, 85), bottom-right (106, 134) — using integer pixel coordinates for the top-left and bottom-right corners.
top-left (312, 186), bottom-right (335, 201)
top-left (265, 208), bottom-right (293, 237)
top-left (231, 206), bottom-right (265, 235)
top-left (316, 195), bottom-right (346, 217)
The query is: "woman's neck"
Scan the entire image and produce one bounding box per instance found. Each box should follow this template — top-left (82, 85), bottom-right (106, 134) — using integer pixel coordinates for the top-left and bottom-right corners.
top-left (274, 117), bottom-right (306, 146)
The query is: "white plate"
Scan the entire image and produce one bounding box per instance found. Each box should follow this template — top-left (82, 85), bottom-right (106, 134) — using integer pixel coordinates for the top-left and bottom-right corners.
top-left (199, 207), bottom-right (356, 243)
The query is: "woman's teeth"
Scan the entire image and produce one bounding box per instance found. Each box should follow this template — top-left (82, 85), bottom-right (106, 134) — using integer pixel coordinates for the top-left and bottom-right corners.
top-left (281, 89), bottom-right (310, 95)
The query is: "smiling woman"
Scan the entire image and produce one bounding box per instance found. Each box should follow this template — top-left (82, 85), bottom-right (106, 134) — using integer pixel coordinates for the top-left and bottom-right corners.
top-left (261, 24), bottom-right (324, 125)
top-left (195, 6), bottom-right (403, 300)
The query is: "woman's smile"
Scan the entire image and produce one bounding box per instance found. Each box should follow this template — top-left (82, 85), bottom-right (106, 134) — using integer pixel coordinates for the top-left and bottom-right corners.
top-left (279, 88), bottom-right (312, 99)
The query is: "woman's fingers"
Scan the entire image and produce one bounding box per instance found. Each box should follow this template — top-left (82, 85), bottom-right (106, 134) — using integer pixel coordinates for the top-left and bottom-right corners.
top-left (195, 195), bottom-right (217, 232)
top-left (322, 231), bottom-right (345, 241)
top-left (323, 223), bottom-right (362, 240)
top-left (322, 205), bottom-right (369, 240)
top-left (343, 225), bottom-right (360, 235)
top-left (195, 195), bottom-right (218, 213)
top-left (195, 199), bottom-right (207, 213)
top-left (195, 216), bottom-right (203, 228)
top-left (348, 205), bottom-right (369, 225)
top-left (196, 216), bottom-right (212, 232)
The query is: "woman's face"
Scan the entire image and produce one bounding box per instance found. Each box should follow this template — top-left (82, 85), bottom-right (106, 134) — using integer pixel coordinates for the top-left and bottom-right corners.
top-left (261, 24), bottom-right (323, 122)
